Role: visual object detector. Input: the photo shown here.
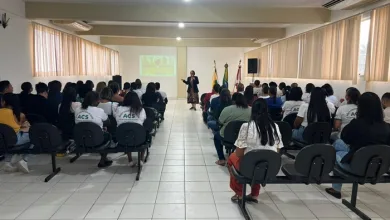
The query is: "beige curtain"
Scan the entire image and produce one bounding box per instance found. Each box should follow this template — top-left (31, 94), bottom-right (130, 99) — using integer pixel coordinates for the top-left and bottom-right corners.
top-left (33, 23), bottom-right (119, 77)
top-left (299, 29), bottom-right (324, 79)
top-left (365, 5), bottom-right (390, 82)
top-left (270, 36), bottom-right (299, 78)
top-left (259, 46), bottom-right (269, 77)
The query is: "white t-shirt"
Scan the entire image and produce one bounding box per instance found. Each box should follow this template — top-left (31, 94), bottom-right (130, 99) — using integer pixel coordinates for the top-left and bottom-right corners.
top-left (326, 95), bottom-right (340, 107)
top-left (234, 122), bottom-right (284, 154)
top-left (134, 89), bottom-right (143, 100)
top-left (384, 107), bottom-right (390, 124)
top-left (277, 89), bottom-right (283, 97)
top-left (253, 87), bottom-right (262, 97)
top-left (114, 106), bottom-right (147, 126)
top-left (74, 106), bottom-right (108, 128)
top-left (259, 95), bottom-right (270, 99)
top-left (157, 90), bottom-right (167, 100)
top-left (297, 102), bottom-right (335, 127)
top-left (302, 93), bottom-right (311, 103)
top-left (97, 102), bottom-right (119, 115)
top-left (282, 101), bottom-right (304, 119)
top-left (334, 104), bottom-right (357, 131)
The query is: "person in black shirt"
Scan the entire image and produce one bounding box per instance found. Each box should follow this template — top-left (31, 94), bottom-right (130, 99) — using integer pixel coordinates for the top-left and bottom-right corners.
top-left (142, 82), bottom-right (163, 111)
top-left (25, 82), bottom-right (50, 122)
top-left (0, 80), bottom-right (13, 103)
top-left (47, 80), bottom-right (62, 124)
top-left (326, 92), bottom-right (390, 199)
top-left (19, 82), bottom-right (33, 112)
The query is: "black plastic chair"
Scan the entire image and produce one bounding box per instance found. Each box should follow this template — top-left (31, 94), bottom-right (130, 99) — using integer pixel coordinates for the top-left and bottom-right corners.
top-left (71, 122), bottom-right (112, 163)
top-left (269, 108), bottom-right (283, 121)
top-left (231, 150), bottom-right (282, 220)
top-left (281, 144), bottom-right (336, 184)
top-left (0, 124), bottom-right (19, 157)
top-left (275, 121), bottom-right (294, 159)
top-left (333, 145), bottom-right (390, 220)
top-left (293, 122), bottom-right (331, 147)
top-left (144, 107), bottom-right (158, 135)
top-left (282, 112), bottom-right (297, 129)
top-left (26, 114), bottom-right (47, 125)
top-left (107, 115), bottom-right (118, 141)
top-left (222, 121), bottom-right (246, 155)
top-left (116, 123), bottom-right (150, 180)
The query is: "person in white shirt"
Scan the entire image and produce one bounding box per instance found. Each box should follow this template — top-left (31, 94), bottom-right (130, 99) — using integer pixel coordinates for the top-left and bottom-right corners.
top-left (322, 84), bottom-right (340, 107)
top-left (333, 88), bottom-right (360, 136)
top-left (302, 83), bottom-right (315, 103)
top-left (135, 79), bottom-right (146, 94)
top-left (114, 92), bottom-right (147, 166)
top-left (97, 87), bottom-right (119, 116)
top-left (227, 98), bottom-right (283, 203)
top-left (253, 80), bottom-right (262, 97)
top-left (130, 82), bottom-right (143, 101)
top-left (74, 91), bottom-right (113, 168)
top-left (293, 87), bottom-right (335, 142)
top-left (382, 93), bottom-right (390, 124)
top-left (282, 87), bottom-right (304, 119)
top-left (278, 82), bottom-right (286, 97)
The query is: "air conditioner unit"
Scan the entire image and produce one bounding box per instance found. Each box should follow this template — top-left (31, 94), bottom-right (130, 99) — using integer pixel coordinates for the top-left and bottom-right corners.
top-left (323, 0), bottom-right (380, 10)
top-left (50, 20), bottom-right (92, 32)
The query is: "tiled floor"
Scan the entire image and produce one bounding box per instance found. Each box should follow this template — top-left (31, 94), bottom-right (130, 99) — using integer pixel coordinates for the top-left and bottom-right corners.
top-left (0, 100), bottom-right (390, 220)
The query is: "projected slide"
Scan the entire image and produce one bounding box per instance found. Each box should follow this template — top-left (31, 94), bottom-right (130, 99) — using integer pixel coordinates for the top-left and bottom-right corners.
top-left (140, 55), bottom-right (176, 77)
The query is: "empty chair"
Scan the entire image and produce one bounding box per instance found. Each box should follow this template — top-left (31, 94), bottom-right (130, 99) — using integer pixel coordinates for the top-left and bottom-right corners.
top-left (222, 121), bottom-right (246, 155)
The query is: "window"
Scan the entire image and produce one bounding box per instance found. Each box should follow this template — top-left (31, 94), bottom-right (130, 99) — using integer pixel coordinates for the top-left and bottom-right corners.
top-left (33, 23), bottom-right (119, 77)
top-left (358, 18), bottom-right (370, 75)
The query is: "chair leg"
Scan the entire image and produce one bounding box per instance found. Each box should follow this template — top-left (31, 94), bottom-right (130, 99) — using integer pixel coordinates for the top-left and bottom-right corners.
top-left (144, 148), bottom-right (150, 163)
top-left (342, 183), bottom-right (371, 220)
top-left (45, 153), bottom-right (61, 182)
top-left (282, 151), bottom-right (296, 160)
top-left (136, 151), bottom-right (142, 181)
top-left (238, 183), bottom-right (251, 220)
top-left (70, 153), bottom-right (81, 163)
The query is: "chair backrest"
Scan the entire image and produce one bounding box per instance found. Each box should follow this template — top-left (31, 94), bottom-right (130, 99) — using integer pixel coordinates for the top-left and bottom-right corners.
top-left (116, 123), bottom-right (147, 147)
top-left (0, 124), bottom-right (17, 154)
top-left (26, 114), bottom-right (47, 125)
top-left (294, 144), bottom-right (336, 184)
top-left (144, 107), bottom-right (156, 121)
top-left (269, 108), bottom-right (283, 121)
top-left (58, 113), bottom-right (75, 140)
top-left (303, 122), bottom-right (331, 144)
top-left (106, 115), bottom-right (117, 135)
top-left (73, 122), bottom-right (105, 148)
top-left (239, 149), bottom-right (281, 186)
top-left (29, 123), bottom-right (63, 153)
top-left (349, 145), bottom-right (390, 181)
top-left (275, 121), bottom-right (292, 146)
top-left (283, 112), bottom-right (297, 129)
top-left (223, 121), bottom-right (246, 144)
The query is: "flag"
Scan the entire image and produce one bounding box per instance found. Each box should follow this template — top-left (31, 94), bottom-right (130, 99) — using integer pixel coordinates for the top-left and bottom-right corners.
top-left (212, 60), bottom-right (218, 88)
top-left (222, 63), bottom-right (229, 89)
top-left (234, 60), bottom-right (242, 92)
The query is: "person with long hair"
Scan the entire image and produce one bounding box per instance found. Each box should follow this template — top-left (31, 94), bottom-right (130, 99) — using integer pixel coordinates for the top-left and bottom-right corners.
top-left (322, 83), bottom-right (340, 107)
top-left (142, 82), bottom-right (164, 110)
top-left (19, 82), bottom-right (33, 112)
top-left (292, 87), bottom-right (335, 142)
top-left (95, 81), bottom-right (106, 95)
top-left (266, 86), bottom-right (283, 109)
top-left (302, 83), bottom-right (315, 103)
top-left (333, 88), bottom-right (360, 133)
top-left (58, 87), bottom-right (80, 140)
top-left (0, 80), bottom-right (14, 102)
top-left (114, 92), bottom-right (147, 166)
top-left (244, 86), bottom-right (256, 106)
top-left (281, 85), bottom-right (291, 103)
top-left (47, 80), bottom-right (63, 124)
top-left (182, 70), bottom-right (200, 110)
top-left (0, 94), bottom-right (31, 173)
top-left (74, 91), bottom-right (113, 168)
top-left (227, 98), bottom-right (283, 202)
top-left (325, 92), bottom-right (390, 199)
top-left (282, 87), bottom-right (304, 119)
top-left (259, 85), bottom-right (270, 99)
top-left (214, 93), bottom-right (251, 166)
top-left (97, 87), bottom-right (118, 116)
top-left (109, 82), bottom-right (124, 103)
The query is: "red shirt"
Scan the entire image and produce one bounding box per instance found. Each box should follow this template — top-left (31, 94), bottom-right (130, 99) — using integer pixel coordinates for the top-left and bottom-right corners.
top-left (203, 92), bottom-right (215, 112)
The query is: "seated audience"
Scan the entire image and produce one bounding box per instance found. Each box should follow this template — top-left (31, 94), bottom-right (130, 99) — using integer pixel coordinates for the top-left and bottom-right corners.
top-left (259, 86), bottom-right (270, 99)
top-left (214, 93), bottom-right (251, 166)
top-left (208, 89), bottom-right (232, 130)
top-left (291, 82), bottom-right (298, 88)
top-left (77, 84), bottom-right (91, 103)
top-left (281, 85), bottom-right (291, 103)
top-left (204, 84), bottom-right (220, 113)
top-left (47, 80), bottom-right (62, 124)
top-left (114, 92), bottom-right (147, 166)
top-left (0, 94), bottom-right (31, 173)
top-left (292, 87), bottom-right (334, 142)
top-left (237, 83), bottom-right (245, 94)
top-left (0, 80), bottom-right (14, 102)
top-left (86, 80), bottom-right (94, 91)
top-left (244, 86), bottom-right (256, 106)
top-left (131, 82), bottom-right (142, 100)
top-left (282, 87), bottom-right (304, 119)
top-left (155, 82), bottom-right (167, 119)
top-left (19, 82), bottom-right (33, 112)
top-left (278, 82), bottom-right (286, 97)
top-left (382, 93), bottom-right (390, 124)
top-left (333, 88), bottom-right (360, 135)
top-left (227, 98), bottom-right (283, 202)
top-left (325, 92), bottom-right (390, 199)
top-left (302, 83), bottom-right (315, 103)
top-left (266, 87), bottom-right (283, 109)
top-left (74, 91), bottom-right (113, 168)
top-left (253, 80), bottom-right (261, 97)
top-left (95, 81), bottom-right (107, 95)
top-left (120, 82), bottom-right (131, 97)
top-left (58, 87), bottom-right (80, 140)
top-left (98, 87), bottom-right (119, 116)
top-left (135, 79), bottom-right (146, 93)
top-left (142, 83), bottom-right (165, 117)
top-left (110, 82), bottom-right (124, 103)
top-left (323, 83), bottom-right (340, 107)
top-left (25, 82), bottom-right (50, 120)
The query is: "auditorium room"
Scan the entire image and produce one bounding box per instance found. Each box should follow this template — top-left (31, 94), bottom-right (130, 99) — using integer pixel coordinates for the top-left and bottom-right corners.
top-left (1, 0), bottom-right (390, 219)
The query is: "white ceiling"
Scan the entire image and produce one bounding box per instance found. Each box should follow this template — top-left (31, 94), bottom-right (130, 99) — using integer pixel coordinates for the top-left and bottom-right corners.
top-left (24, 0), bottom-right (329, 7)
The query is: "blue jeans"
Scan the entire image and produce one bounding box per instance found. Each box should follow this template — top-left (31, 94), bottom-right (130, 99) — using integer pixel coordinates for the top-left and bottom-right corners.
top-left (332, 139), bottom-right (352, 192)
top-left (214, 132), bottom-right (225, 160)
top-left (207, 120), bottom-right (219, 134)
top-left (5, 132), bottom-right (31, 163)
top-left (292, 126), bottom-right (305, 142)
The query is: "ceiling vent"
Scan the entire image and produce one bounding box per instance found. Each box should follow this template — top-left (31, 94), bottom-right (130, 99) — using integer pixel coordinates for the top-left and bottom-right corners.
top-left (323, 0), bottom-right (380, 10)
top-left (50, 20), bottom-right (92, 32)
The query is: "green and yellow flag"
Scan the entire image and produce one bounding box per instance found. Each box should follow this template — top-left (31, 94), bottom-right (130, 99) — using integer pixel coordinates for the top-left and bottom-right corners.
top-left (212, 60), bottom-right (219, 88)
top-left (222, 63), bottom-right (228, 89)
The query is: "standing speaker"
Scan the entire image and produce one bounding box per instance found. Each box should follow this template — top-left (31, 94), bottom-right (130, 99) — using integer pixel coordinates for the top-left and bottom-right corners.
top-left (248, 58), bottom-right (258, 74)
top-left (112, 75), bottom-right (122, 89)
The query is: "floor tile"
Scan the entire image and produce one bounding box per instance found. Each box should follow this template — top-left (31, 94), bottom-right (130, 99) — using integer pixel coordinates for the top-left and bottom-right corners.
top-left (0, 205), bottom-right (27, 219)
top-left (276, 203), bottom-right (316, 218)
top-left (216, 203), bottom-right (244, 218)
top-left (159, 182), bottom-right (184, 192)
top-left (185, 182), bottom-right (211, 192)
top-left (185, 172), bottom-right (209, 181)
top-left (96, 192), bottom-right (129, 204)
top-left (119, 204), bottom-right (155, 219)
top-left (160, 172), bottom-right (184, 181)
top-left (51, 204), bottom-right (92, 219)
top-left (306, 203), bottom-right (348, 218)
top-left (104, 182), bottom-right (133, 192)
top-left (132, 181), bottom-right (159, 192)
top-left (85, 204), bottom-right (123, 219)
top-left (126, 192), bottom-right (157, 204)
top-left (156, 192), bottom-right (185, 204)
top-left (4, 193), bottom-right (43, 206)
top-left (16, 205), bottom-right (60, 219)
top-left (186, 204), bottom-right (218, 219)
top-left (65, 192), bottom-right (100, 205)
top-left (153, 204), bottom-right (185, 219)
top-left (246, 203), bottom-right (284, 219)
top-left (185, 192), bottom-right (214, 203)
top-left (34, 192), bottom-right (71, 205)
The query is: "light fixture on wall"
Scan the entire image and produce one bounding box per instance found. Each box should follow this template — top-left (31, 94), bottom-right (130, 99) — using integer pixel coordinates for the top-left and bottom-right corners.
top-left (176, 37), bottom-right (182, 41)
top-left (178, 22), bottom-right (185, 28)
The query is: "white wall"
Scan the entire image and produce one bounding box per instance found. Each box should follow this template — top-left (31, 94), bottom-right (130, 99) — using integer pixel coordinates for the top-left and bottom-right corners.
top-left (117, 46), bottom-right (178, 98)
top-left (187, 47), bottom-right (255, 95)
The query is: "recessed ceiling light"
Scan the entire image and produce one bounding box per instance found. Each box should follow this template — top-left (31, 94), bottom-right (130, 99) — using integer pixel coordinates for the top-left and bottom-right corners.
top-left (178, 22), bottom-right (185, 28)
top-left (176, 37), bottom-right (182, 41)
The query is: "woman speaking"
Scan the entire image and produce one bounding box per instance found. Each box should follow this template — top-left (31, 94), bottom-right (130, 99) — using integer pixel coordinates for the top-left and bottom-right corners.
top-left (182, 70), bottom-right (199, 110)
